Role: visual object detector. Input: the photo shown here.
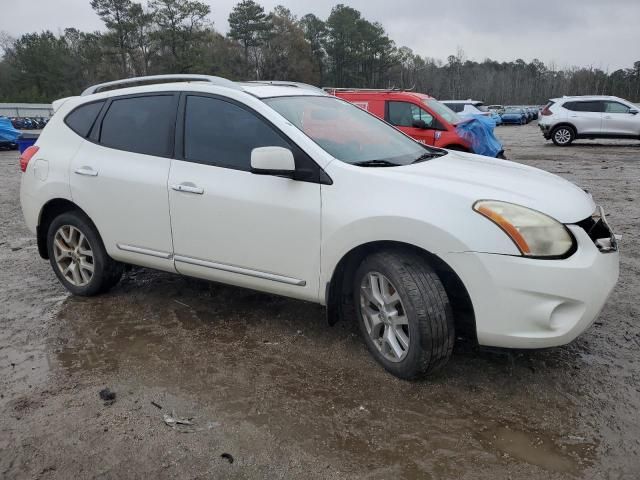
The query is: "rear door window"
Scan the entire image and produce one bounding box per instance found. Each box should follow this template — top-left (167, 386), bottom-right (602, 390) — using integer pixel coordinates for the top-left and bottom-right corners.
top-left (564, 101), bottom-right (602, 113)
top-left (65, 101), bottom-right (105, 138)
top-left (99, 95), bottom-right (176, 157)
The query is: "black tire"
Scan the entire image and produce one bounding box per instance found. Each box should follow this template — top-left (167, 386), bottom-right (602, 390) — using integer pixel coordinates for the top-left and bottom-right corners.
top-left (551, 125), bottom-right (575, 146)
top-left (353, 250), bottom-right (455, 379)
top-left (46, 210), bottom-right (123, 296)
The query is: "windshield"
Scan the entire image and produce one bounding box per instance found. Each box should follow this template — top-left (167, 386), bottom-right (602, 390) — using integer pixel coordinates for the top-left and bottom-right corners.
top-left (265, 96), bottom-right (439, 166)
top-left (422, 99), bottom-right (460, 124)
top-left (474, 104), bottom-right (489, 112)
top-left (505, 108), bottom-right (522, 114)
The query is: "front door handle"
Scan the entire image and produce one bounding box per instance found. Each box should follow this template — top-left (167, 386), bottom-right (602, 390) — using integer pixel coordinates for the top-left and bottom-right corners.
top-left (170, 183), bottom-right (204, 195)
top-left (74, 166), bottom-right (98, 177)
top-left (603, 115), bottom-right (612, 119)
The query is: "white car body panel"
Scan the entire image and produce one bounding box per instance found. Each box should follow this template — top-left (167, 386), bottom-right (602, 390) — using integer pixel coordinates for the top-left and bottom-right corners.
top-left (168, 159), bottom-right (321, 302)
top-left (69, 141), bottom-right (176, 272)
top-left (20, 109), bottom-right (81, 232)
top-left (19, 80), bottom-right (620, 352)
top-left (602, 100), bottom-right (640, 136)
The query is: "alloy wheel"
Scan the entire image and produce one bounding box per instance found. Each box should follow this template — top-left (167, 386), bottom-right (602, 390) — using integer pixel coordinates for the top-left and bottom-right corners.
top-left (554, 128), bottom-right (572, 145)
top-left (53, 225), bottom-right (95, 286)
top-left (359, 272), bottom-right (410, 362)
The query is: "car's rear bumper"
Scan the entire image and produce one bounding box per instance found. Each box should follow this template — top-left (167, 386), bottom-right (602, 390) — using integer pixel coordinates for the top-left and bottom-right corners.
top-left (442, 225), bottom-right (619, 349)
top-left (539, 123), bottom-right (552, 139)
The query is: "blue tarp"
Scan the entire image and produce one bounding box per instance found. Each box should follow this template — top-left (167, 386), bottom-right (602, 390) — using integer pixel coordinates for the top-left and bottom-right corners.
top-left (0, 117), bottom-right (20, 143)
top-left (455, 115), bottom-right (503, 158)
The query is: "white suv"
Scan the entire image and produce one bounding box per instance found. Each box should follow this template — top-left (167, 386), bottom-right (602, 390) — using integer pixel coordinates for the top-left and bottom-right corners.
top-left (539, 95), bottom-right (640, 146)
top-left (19, 75), bottom-right (619, 379)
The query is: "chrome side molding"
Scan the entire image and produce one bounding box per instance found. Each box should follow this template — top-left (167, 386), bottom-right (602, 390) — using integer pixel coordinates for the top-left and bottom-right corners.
top-left (174, 255), bottom-right (306, 286)
top-left (117, 244), bottom-right (173, 259)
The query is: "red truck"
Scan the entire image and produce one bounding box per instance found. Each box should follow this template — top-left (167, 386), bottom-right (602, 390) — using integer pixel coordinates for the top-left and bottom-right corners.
top-left (328, 89), bottom-right (475, 152)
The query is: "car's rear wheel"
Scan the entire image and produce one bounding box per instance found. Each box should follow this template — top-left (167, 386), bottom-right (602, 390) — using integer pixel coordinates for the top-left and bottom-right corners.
top-left (551, 126), bottom-right (575, 146)
top-left (47, 211), bottom-right (123, 296)
top-left (353, 250), bottom-right (455, 379)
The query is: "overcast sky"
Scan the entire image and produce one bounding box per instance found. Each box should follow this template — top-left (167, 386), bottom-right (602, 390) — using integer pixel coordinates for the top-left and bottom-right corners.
top-left (2, 0), bottom-right (639, 71)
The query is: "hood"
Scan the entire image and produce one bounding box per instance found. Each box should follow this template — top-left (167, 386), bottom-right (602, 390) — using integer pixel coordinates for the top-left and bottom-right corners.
top-left (390, 150), bottom-right (595, 223)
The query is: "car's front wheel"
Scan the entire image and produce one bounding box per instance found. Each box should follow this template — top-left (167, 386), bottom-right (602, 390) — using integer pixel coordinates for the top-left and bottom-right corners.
top-left (47, 211), bottom-right (123, 296)
top-left (353, 250), bottom-right (455, 379)
top-left (551, 125), bottom-right (575, 146)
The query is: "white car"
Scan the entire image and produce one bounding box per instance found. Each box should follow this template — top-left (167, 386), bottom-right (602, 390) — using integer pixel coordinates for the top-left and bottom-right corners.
top-left (440, 99), bottom-right (491, 118)
top-left (539, 95), bottom-right (640, 146)
top-left (19, 75), bottom-right (619, 379)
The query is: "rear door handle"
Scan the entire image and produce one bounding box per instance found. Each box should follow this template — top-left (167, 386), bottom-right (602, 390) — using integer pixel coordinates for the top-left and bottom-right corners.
top-left (170, 183), bottom-right (204, 195)
top-left (603, 115), bottom-right (612, 119)
top-left (74, 166), bottom-right (98, 177)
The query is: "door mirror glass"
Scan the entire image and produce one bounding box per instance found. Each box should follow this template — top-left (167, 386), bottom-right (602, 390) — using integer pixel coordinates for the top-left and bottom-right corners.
top-left (251, 146), bottom-right (295, 176)
top-left (630, 109), bottom-right (639, 115)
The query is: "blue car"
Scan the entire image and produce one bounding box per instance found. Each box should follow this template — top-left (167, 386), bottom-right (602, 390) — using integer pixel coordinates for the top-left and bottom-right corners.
top-left (489, 110), bottom-right (503, 126)
top-left (501, 107), bottom-right (527, 125)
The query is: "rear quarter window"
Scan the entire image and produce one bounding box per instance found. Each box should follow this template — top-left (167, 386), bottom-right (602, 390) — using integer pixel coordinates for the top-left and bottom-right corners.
top-left (64, 101), bottom-right (105, 138)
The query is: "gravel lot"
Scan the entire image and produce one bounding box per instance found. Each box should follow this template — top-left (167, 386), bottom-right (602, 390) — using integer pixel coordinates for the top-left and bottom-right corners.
top-left (1, 122), bottom-right (639, 479)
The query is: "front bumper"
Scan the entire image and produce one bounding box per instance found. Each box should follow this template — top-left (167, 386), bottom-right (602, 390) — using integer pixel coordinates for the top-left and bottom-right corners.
top-left (442, 225), bottom-right (619, 348)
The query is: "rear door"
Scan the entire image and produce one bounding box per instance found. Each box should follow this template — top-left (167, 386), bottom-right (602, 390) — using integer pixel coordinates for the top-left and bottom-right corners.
top-left (601, 100), bottom-right (640, 136)
top-left (385, 101), bottom-right (436, 145)
top-left (167, 94), bottom-right (322, 301)
top-left (564, 101), bottom-right (602, 135)
top-left (69, 93), bottom-right (178, 271)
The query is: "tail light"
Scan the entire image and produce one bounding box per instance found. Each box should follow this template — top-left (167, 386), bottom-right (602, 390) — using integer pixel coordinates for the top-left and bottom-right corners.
top-left (19, 146), bottom-right (39, 172)
top-left (541, 102), bottom-right (554, 116)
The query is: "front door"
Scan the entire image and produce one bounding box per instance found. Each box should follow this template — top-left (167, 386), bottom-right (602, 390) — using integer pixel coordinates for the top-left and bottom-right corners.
top-left (69, 93), bottom-right (178, 272)
top-left (601, 100), bottom-right (640, 136)
top-left (168, 94), bottom-right (322, 301)
top-left (386, 101), bottom-right (436, 145)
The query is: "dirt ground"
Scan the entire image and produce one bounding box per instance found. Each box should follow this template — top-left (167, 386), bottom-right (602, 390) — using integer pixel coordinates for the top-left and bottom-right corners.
top-left (1, 122), bottom-right (639, 479)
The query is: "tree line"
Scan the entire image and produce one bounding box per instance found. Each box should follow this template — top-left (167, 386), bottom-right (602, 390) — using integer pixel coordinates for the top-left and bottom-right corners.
top-left (0, 0), bottom-right (638, 104)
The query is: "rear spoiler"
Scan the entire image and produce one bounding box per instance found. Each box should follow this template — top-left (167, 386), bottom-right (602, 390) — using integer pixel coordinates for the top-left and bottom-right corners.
top-left (52, 96), bottom-right (78, 114)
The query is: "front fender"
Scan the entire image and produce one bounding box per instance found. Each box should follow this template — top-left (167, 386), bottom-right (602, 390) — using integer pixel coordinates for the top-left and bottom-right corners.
top-left (319, 214), bottom-right (518, 298)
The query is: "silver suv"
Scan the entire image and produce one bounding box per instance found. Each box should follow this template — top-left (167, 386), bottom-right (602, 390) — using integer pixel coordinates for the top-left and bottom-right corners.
top-left (539, 95), bottom-right (640, 146)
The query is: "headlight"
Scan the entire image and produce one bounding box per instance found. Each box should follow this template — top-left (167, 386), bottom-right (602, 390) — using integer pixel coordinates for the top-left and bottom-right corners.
top-left (473, 200), bottom-right (575, 257)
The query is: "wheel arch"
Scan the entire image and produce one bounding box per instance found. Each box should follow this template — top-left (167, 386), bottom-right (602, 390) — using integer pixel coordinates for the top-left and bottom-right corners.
top-left (325, 240), bottom-right (477, 343)
top-left (551, 122), bottom-right (577, 135)
top-left (37, 198), bottom-right (91, 259)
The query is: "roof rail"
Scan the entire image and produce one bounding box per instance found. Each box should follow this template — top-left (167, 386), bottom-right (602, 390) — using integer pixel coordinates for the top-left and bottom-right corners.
top-left (243, 80), bottom-right (327, 94)
top-left (81, 74), bottom-right (240, 96)
top-left (323, 87), bottom-right (413, 94)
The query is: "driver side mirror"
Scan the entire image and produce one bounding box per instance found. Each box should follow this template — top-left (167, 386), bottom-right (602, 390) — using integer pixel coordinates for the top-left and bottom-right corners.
top-left (630, 109), bottom-right (638, 115)
top-left (412, 119), bottom-right (428, 129)
top-left (251, 146), bottom-right (295, 177)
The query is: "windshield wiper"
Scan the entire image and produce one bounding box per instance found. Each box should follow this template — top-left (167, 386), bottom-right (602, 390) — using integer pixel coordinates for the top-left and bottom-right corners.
top-left (411, 150), bottom-right (447, 164)
top-left (352, 159), bottom-right (401, 167)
